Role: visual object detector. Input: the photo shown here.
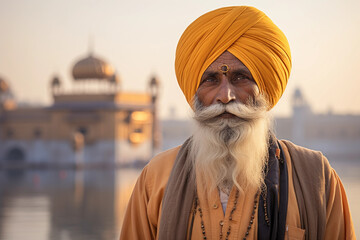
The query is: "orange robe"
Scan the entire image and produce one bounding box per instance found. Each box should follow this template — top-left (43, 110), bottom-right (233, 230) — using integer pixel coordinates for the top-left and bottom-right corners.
top-left (120, 146), bottom-right (355, 240)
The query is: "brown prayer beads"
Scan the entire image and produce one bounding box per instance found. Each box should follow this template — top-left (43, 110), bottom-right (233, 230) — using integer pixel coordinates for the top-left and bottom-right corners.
top-left (193, 190), bottom-right (260, 240)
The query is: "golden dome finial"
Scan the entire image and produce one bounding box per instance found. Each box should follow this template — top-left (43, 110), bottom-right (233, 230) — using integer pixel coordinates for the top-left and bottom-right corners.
top-left (88, 34), bottom-right (94, 56)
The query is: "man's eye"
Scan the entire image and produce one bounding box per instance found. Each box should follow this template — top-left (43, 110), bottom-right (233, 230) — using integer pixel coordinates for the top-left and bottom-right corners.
top-left (203, 78), bottom-right (217, 83)
top-left (234, 75), bottom-right (251, 82)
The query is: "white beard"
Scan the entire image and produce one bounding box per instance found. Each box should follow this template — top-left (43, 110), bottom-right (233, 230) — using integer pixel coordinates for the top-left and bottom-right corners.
top-left (190, 95), bottom-right (271, 193)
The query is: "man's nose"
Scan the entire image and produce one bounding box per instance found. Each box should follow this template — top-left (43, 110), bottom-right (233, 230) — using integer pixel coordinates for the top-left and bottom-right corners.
top-left (215, 79), bottom-right (236, 104)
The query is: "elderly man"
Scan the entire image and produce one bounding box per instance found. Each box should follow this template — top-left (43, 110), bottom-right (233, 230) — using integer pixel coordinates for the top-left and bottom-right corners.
top-left (120, 6), bottom-right (355, 240)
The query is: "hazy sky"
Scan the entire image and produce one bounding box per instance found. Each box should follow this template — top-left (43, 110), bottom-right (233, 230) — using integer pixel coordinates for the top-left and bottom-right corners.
top-left (1, 0), bottom-right (359, 119)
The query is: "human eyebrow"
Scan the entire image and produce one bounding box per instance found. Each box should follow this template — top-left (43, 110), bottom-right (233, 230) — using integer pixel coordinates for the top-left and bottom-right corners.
top-left (231, 69), bottom-right (254, 80)
top-left (200, 71), bottom-right (220, 82)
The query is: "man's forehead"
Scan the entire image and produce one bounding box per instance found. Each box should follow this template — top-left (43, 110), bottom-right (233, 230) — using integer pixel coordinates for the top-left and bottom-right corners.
top-left (204, 51), bottom-right (251, 73)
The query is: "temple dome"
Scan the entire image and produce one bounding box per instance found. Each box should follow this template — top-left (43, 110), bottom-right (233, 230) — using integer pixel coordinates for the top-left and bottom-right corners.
top-left (72, 54), bottom-right (114, 80)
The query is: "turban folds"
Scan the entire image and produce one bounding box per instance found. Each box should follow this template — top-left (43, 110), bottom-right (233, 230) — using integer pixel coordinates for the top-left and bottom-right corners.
top-left (175, 6), bottom-right (291, 109)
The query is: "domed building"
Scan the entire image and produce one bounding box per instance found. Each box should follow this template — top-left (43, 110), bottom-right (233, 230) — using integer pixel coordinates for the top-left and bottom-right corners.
top-left (72, 53), bottom-right (115, 80)
top-left (0, 52), bottom-right (161, 167)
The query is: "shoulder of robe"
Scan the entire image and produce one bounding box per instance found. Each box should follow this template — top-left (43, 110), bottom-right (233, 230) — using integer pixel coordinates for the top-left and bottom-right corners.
top-left (279, 139), bottom-right (333, 194)
top-left (280, 139), bottom-right (332, 171)
top-left (147, 145), bottom-right (182, 170)
top-left (145, 145), bottom-right (182, 181)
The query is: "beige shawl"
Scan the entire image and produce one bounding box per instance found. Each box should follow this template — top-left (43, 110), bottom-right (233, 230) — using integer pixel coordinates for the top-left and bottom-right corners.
top-left (159, 139), bottom-right (331, 240)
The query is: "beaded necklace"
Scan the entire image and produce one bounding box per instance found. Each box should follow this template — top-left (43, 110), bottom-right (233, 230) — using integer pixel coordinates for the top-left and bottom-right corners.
top-left (192, 189), bottom-right (260, 240)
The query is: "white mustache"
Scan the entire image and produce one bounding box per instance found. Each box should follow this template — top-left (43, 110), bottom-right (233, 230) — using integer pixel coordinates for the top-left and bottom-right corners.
top-left (194, 100), bottom-right (267, 124)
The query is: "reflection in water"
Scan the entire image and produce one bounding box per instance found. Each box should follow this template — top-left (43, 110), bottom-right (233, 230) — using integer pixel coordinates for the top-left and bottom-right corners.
top-left (0, 162), bottom-right (359, 239)
top-left (5, 169), bottom-right (26, 182)
top-left (2, 196), bottom-right (50, 240)
top-left (0, 168), bottom-right (141, 240)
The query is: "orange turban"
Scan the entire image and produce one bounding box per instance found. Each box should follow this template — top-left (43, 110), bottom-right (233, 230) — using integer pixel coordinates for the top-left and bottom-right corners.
top-left (175, 6), bottom-right (291, 109)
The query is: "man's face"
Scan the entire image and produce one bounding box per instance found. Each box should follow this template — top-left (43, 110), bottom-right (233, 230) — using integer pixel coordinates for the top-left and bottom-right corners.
top-left (196, 51), bottom-right (259, 115)
top-left (191, 51), bottom-right (269, 192)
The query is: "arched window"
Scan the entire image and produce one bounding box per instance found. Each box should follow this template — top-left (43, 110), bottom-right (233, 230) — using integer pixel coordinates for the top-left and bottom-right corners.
top-left (5, 147), bottom-right (25, 162)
